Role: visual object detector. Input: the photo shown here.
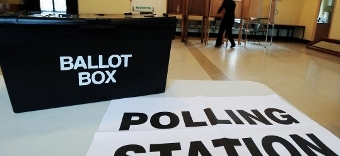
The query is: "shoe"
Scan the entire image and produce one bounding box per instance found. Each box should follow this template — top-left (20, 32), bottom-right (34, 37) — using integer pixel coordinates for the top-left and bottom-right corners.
top-left (214, 45), bottom-right (221, 48)
top-left (230, 44), bottom-right (236, 48)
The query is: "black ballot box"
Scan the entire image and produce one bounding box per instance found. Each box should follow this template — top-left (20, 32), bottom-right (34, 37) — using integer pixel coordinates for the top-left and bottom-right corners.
top-left (0, 14), bottom-right (177, 113)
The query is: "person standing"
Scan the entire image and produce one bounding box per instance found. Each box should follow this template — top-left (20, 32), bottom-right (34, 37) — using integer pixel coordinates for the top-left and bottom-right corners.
top-left (214, 0), bottom-right (236, 48)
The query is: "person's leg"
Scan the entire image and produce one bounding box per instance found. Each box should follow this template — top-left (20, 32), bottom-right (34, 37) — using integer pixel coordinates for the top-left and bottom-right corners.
top-left (226, 29), bottom-right (236, 47)
top-left (225, 19), bottom-right (236, 47)
top-left (215, 21), bottom-right (227, 47)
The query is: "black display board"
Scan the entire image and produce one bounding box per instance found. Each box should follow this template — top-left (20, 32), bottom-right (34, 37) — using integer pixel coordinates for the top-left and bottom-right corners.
top-left (0, 15), bottom-right (177, 113)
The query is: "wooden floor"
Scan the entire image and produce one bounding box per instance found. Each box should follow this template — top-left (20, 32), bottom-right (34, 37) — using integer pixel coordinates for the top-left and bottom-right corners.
top-left (167, 37), bottom-right (340, 138)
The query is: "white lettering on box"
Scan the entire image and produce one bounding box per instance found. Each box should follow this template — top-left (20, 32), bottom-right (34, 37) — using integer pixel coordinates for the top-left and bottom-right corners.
top-left (108, 55), bottom-right (122, 68)
top-left (60, 56), bottom-right (74, 71)
top-left (74, 56), bottom-right (87, 70)
top-left (60, 54), bottom-right (132, 86)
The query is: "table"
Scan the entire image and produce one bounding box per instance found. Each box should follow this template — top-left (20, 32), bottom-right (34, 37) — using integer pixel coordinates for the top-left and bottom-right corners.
top-left (266, 24), bottom-right (305, 40)
top-left (0, 77), bottom-right (276, 156)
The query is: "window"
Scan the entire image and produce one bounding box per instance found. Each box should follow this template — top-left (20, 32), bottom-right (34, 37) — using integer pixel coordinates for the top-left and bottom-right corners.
top-left (40, 0), bottom-right (66, 12)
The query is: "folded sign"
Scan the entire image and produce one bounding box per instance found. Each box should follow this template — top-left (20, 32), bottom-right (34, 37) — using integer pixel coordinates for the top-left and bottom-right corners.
top-left (86, 95), bottom-right (340, 156)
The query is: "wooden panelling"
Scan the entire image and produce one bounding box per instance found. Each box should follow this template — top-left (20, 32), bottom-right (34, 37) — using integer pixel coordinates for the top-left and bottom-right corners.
top-left (210, 0), bottom-right (222, 17)
top-left (167, 0), bottom-right (184, 14)
top-left (249, 0), bottom-right (261, 17)
top-left (188, 0), bottom-right (207, 16)
top-left (269, 0), bottom-right (276, 23)
top-left (240, 0), bottom-right (249, 18)
top-left (0, 4), bottom-right (23, 12)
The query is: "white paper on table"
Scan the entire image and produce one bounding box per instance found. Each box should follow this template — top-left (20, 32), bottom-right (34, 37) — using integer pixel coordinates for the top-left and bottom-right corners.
top-left (97, 96), bottom-right (209, 132)
top-left (88, 95), bottom-right (340, 156)
top-left (87, 125), bottom-right (340, 156)
top-left (87, 127), bottom-right (228, 156)
top-left (202, 95), bottom-right (319, 128)
top-left (220, 125), bottom-right (340, 155)
top-left (98, 95), bottom-right (319, 132)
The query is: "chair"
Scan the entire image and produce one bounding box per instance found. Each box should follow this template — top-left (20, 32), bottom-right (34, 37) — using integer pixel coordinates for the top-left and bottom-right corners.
top-left (188, 20), bottom-right (200, 32)
top-left (176, 19), bottom-right (182, 33)
top-left (244, 23), bottom-right (266, 44)
top-left (187, 20), bottom-right (201, 37)
top-left (213, 20), bottom-right (221, 33)
top-left (247, 23), bottom-right (261, 43)
top-left (209, 20), bottom-right (215, 33)
top-left (197, 20), bottom-right (203, 32)
top-left (176, 19), bottom-right (182, 28)
top-left (249, 23), bottom-right (260, 35)
top-left (258, 23), bottom-right (267, 36)
top-left (232, 22), bottom-right (241, 33)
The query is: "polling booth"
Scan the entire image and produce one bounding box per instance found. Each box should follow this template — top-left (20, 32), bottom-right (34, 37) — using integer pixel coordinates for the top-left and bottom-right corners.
top-left (0, 14), bottom-right (177, 113)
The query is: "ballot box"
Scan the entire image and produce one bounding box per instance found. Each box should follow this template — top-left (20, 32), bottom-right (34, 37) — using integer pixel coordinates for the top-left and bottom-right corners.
top-left (0, 14), bottom-right (177, 113)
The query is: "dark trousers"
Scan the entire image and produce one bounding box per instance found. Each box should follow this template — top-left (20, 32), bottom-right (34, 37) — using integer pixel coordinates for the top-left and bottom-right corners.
top-left (215, 17), bottom-right (235, 46)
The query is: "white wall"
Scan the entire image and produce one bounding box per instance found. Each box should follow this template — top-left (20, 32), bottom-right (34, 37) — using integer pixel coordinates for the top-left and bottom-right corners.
top-left (79, 0), bottom-right (167, 15)
top-left (130, 0), bottom-right (167, 14)
top-left (79, 0), bottom-right (130, 14)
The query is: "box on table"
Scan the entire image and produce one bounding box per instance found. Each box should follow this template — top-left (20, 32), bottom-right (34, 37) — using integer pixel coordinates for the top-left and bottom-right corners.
top-left (0, 14), bottom-right (177, 113)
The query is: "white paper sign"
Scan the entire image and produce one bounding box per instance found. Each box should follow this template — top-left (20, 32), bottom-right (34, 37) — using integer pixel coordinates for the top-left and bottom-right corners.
top-left (202, 96), bottom-right (319, 128)
top-left (97, 96), bottom-right (207, 132)
top-left (87, 127), bottom-right (227, 156)
top-left (87, 95), bottom-right (340, 156)
top-left (98, 95), bottom-right (318, 132)
top-left (87, 126), bottom-right (340, 156)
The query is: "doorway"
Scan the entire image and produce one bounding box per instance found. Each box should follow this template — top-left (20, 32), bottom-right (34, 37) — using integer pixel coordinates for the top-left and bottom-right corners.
top-left (314, 0), bottom-right (335, 40)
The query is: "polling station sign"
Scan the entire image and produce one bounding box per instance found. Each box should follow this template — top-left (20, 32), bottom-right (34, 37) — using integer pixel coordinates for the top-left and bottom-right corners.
top-left (86, 95), bottom-right (340, 156)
